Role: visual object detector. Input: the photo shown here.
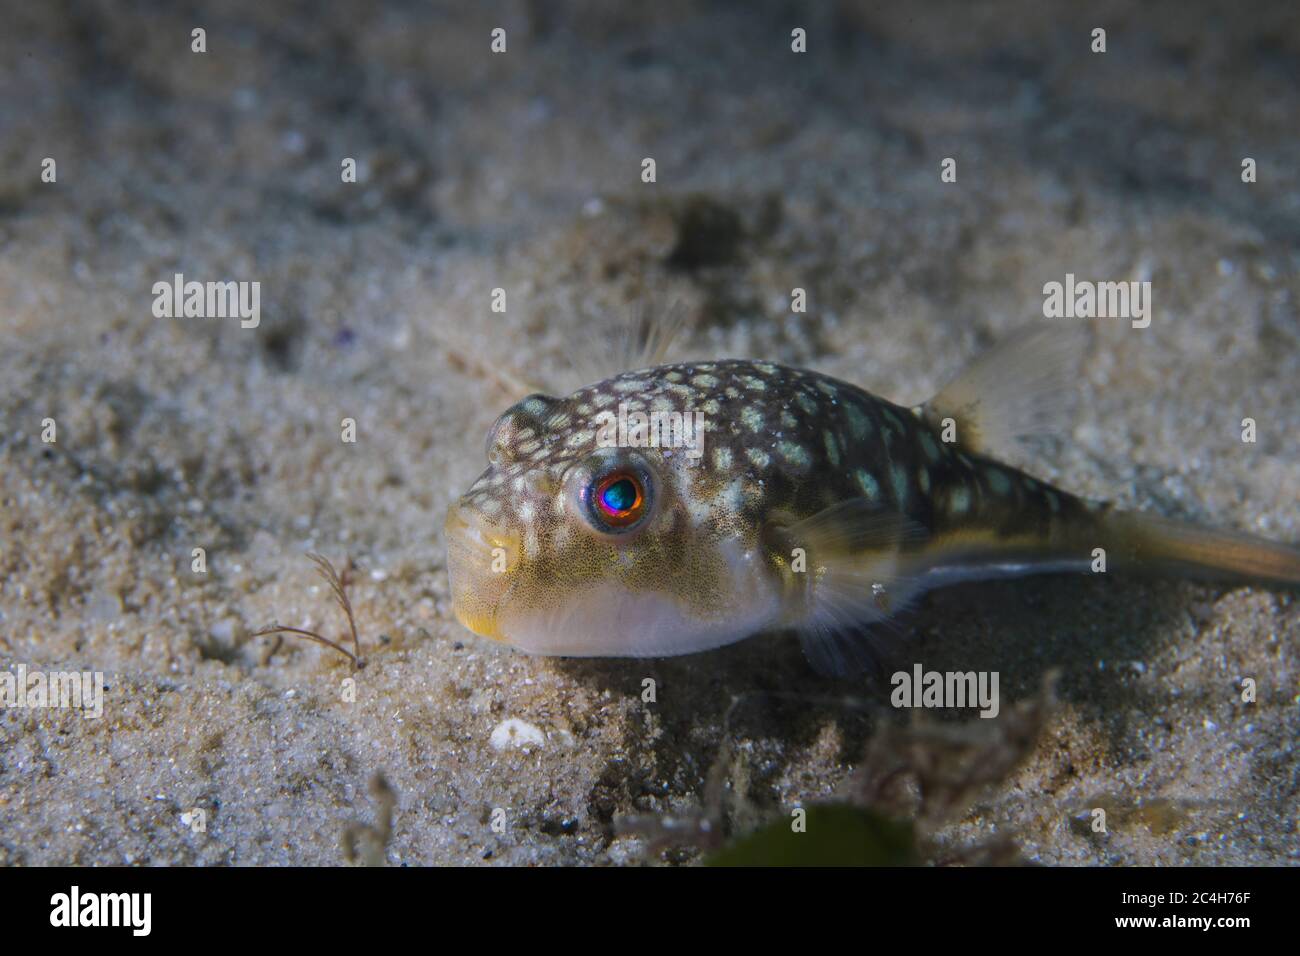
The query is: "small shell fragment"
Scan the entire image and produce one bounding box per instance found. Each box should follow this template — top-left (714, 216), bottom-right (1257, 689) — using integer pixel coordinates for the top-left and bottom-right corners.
top-left (490, 718), bottom-right (546, 751)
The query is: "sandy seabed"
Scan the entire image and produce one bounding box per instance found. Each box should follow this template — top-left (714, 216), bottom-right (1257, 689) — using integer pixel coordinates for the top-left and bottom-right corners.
top-left (0, 1), bottom-right (1297, 865)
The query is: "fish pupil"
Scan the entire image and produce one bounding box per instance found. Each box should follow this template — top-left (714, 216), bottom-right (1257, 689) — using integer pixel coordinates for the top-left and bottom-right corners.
top-left (601, 478), bottom-right (637, 514)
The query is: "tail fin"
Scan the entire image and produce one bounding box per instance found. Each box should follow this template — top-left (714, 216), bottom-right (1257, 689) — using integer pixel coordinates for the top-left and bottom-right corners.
top-left (1107, 510), bottom-right (1300, 588)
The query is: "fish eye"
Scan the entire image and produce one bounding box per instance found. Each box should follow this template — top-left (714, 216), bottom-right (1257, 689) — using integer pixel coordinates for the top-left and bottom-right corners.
top-left (586, 468), bottom-right (649, 532)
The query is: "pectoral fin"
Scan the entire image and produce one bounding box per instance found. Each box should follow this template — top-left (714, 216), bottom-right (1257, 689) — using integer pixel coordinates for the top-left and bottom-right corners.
top-left (768, 499), bottom-right (929, 677)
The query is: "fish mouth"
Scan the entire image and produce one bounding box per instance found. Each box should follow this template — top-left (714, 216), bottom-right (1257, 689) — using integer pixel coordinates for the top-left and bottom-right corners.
top-left (443, 501), bottom-right (519, 643)
top-left (454, 605), bottom-right (503, 641)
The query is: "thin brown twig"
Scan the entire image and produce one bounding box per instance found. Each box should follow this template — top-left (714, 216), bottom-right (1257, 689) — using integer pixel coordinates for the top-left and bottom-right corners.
top-left (252, 625), bottom-right (360, 667)
top-left (307, 551), bottom-right (361, 662)
top-left (254, 552), bottom-right (367, 669)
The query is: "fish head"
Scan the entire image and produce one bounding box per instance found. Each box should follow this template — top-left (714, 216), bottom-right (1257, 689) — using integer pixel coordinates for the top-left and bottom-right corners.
top-left (444, 371), bottom-right (781, 657)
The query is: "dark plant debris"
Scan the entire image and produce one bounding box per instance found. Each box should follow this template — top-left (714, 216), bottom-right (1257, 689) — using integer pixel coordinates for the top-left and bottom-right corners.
top-left (253, 552), bottom-right (368, 670)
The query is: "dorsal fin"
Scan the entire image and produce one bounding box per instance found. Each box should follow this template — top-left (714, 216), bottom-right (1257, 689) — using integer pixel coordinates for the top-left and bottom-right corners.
top-left (918, 324), bottom-right (1089, 457)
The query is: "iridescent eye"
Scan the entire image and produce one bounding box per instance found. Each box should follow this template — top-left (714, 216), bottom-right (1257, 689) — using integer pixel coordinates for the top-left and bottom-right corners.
top-left (589, 470), bottom-right (647, 531)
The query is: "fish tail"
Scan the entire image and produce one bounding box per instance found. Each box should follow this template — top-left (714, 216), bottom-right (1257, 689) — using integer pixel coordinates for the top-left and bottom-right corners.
top-left (1104, 509), bottom-right (1300, 588)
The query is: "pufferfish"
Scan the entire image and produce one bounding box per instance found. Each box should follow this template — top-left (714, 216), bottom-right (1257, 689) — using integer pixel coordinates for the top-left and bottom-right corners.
top-left (444, 326), bottom-right (1300, 675)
